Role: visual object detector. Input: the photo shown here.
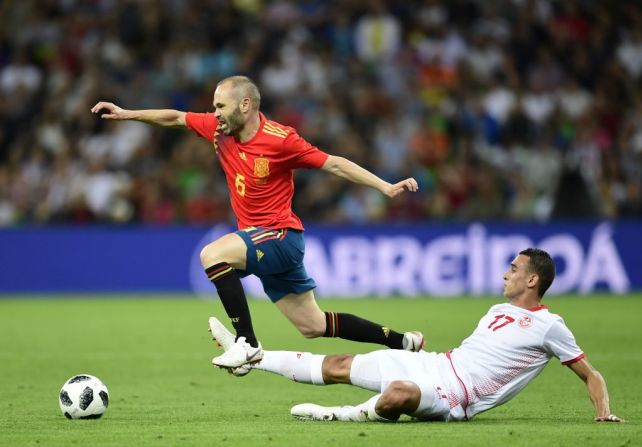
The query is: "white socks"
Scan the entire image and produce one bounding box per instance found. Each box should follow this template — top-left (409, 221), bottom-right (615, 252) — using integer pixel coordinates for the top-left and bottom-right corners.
top-left (364, 394), bottom-right (393, 421)
top-left (253, 350), bottom-right (325, 385)
top-left (334, 394), bottom-right (393, 422)
top-left (253, 351), bottom-right (394, 422)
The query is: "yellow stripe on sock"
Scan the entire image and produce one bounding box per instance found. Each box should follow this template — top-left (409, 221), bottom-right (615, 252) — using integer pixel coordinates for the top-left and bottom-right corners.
top-left (208, 267), bottom-right (233, 281)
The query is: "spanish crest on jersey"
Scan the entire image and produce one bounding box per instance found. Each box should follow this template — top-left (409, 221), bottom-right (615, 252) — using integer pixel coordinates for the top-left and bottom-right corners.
top-left (254, 157), bottom-right (270, 178)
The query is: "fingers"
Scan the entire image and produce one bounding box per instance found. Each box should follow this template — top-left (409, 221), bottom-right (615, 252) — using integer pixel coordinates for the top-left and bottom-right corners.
top-left (388, 178), bottom-right (419, 197)
top-left (90, 101), bottom-right (113, 114)
top-left (595, 414), bottom-right (624, 423)
top-left (403, 177), bottom-right (419, 192)
top-left (91, 102), bottom-right (122, 119)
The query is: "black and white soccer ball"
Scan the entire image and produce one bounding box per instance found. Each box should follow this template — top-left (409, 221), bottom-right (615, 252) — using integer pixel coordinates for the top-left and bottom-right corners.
top-left (59, 374), bottom-right (109, 419)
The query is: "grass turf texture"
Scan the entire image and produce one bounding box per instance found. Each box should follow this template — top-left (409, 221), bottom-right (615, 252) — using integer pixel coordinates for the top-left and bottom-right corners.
top-left (0, 295), bottom-right (640, 447)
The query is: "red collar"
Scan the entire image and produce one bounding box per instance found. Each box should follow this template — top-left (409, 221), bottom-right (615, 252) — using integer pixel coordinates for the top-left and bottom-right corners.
top-left (527, 304), bottom-right (548, 312)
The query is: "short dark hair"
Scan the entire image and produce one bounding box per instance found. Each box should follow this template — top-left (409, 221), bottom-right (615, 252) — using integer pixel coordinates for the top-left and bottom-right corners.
top-left (217, 75), bottom-right (261, 110)
top-left (519, 248), bottom-right (556, 297)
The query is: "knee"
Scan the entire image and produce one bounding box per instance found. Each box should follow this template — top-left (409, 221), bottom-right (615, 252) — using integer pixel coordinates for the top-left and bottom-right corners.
top-left (199, 234), bottom-right (247, 269)
top-left (322, 355), bottom-right (353, 384)
top-left (200, 241), bottom-right (235, 268)
top-left (200, 243), bottom-right (224, 267)
top-left (377, 381), bottom-right (421, 414)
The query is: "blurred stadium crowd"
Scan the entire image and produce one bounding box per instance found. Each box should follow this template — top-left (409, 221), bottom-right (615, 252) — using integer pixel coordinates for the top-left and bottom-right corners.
top-left (1, 0), bottom-right (641, 226)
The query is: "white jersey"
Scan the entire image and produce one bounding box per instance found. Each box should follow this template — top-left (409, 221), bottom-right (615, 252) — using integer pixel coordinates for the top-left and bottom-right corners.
top-left (447, 303), bottom-right (584, 420)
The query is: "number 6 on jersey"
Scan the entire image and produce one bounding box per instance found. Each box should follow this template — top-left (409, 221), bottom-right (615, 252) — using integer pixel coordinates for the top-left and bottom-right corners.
top-left (235, 173), bottom-right (246, 197)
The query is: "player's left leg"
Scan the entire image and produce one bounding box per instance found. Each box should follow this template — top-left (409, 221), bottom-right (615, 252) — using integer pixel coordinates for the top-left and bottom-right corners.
top-left (208, 317), bottom-right (252, 377)
top-left (288, 352), bottom-right (420, 422)
top-left (373, 381), bottom-right (422, 420)
top-left (201, 232), bottom-right (263, 368)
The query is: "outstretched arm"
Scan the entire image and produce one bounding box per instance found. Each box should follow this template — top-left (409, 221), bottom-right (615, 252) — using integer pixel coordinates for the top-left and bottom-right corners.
top-left (91, 102), bottom-right (187, 128)
top-left (567, 358), bottom-right (624, 422)
top-left (321, 155), bottom-right (418, 198)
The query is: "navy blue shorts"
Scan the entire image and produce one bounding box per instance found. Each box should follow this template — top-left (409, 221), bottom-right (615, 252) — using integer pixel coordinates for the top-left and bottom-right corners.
top-left (234, 227), bottom-right (316, 302)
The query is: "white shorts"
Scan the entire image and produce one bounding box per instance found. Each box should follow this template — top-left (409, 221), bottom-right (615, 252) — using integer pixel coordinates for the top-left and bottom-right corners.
top-left (350, 350), bottom-right (464, 421)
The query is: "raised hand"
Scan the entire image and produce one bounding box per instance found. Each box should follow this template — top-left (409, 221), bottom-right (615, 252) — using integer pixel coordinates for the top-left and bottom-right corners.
top-left (385, 178), bottom-right (419, 198)
top-left (91, 102), bottom-right (129, 120)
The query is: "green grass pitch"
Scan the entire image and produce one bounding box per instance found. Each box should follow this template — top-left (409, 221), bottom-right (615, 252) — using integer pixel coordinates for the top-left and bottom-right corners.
top-left (0, 295), bottom-right (640, 447)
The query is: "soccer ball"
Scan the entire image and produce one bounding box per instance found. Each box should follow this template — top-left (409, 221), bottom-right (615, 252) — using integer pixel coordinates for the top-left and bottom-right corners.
top-left (59, 374), bottom-right (109, 419)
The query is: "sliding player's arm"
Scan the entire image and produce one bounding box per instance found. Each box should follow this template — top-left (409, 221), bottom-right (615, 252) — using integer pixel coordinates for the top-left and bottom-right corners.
top-left (567, 357), bottom-right (624, 423)
top-left (321, 155), bottom-right (418, 198)
top-left (91, 102), bottom-right (186, 128)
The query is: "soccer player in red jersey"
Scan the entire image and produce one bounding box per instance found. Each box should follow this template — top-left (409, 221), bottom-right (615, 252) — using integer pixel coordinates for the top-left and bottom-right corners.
top-left (91, 75), bottom-right (423, 368)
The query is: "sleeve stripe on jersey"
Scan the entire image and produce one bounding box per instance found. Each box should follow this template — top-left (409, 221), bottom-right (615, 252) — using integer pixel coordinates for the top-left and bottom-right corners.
top-left (263, 122), bottom-right (288, 138)
top-left (562, 353), bottom-right (585, 365)
top-left (263, 129), bottom-right (287, 138)
top-left (264, 122), bottom-right (288, 135)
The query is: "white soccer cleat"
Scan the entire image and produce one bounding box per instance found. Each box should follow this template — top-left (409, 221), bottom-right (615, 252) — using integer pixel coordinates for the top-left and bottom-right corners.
top-left (402, 331), bottom-right (425, 352)
top-left (291, 403), bottom-right (354, 421)
top-left (212, 336), bottom-right (263, 368)
top-left (208, 317), bottom-right (235, 350)
top-left (208, 317), bottom-right (252, 376)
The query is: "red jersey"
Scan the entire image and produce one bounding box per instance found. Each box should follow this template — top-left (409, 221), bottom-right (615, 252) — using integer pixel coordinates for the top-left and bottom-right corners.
top-left (185, 112), bottom-right (329, 230)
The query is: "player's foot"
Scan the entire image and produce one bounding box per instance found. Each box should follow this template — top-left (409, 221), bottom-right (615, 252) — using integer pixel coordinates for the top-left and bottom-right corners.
top-left (208, 317), bottom-right (251, 376)
top-left (402, 331), bottom-right (425, 352)
top-left (208, 317), bottom-right (235, 350)
top-left (212, 336), bottom-right (263, 368)
top-left (291, 403), bottom-right (358, 422)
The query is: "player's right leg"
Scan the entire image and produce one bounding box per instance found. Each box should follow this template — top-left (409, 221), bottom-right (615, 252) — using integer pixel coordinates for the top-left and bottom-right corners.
top-left (238, 228), bottom-right (424, 351)
top-left (275, 290), bottom-right (425, 351)
top-left (250, 347), bottom-right (373, 389)
top-left (200, 232), bottom-right (263, 368)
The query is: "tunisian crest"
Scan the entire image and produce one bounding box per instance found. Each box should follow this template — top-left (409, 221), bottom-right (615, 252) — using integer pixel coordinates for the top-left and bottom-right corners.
top-left (254, 158), bottom-right (270, 178)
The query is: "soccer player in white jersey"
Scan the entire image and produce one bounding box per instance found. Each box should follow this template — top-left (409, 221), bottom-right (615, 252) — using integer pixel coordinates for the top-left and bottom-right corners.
top-left (209, 248), bottom-right (623, 423)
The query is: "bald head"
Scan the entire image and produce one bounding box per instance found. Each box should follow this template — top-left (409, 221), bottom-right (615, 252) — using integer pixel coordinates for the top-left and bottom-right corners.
top-left (216, 76), bottom-right (261, 111)
top-left (213, 76), bottom-right (262, 138)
